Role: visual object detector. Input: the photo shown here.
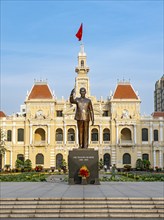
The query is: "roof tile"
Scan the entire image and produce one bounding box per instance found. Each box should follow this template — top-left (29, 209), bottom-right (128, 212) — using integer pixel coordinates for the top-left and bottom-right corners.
top-left (113, 84), bottom-right (138, 99)
top-left (28, 84), bottom-right (53, 100)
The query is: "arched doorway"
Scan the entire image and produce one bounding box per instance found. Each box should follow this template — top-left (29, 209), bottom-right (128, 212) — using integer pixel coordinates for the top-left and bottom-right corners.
top-left (56, 153), bottom-right (63, 169)
top-left (103, 153), bottom-right (111, 169)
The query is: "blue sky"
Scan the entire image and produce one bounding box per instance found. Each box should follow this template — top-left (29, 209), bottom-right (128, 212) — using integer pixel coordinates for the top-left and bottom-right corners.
top-left (1, 0), bottom-right (163, 115)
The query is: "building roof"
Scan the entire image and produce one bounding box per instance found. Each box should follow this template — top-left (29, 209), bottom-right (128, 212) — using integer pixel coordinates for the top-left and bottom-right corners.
top-left (113, 83), bottom-right (138, 99)
top-left (0, 111), bottom-right (6, 118)
top-left (152, 112), bottom-right (164, 118)
top-left (28, 82), bottom-right (53, 100)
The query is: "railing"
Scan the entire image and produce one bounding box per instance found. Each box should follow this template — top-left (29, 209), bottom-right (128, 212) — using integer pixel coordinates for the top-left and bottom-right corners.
top-left (91, 141), bottom-right (99, 144)
top-left (56, 141), bottom-right (63, 144)
top-left (103, 141), bottom-right (110, 144)
top-left (119, 139), bottom-right (134, 146)
top-left (34, 141), bottom-right (46, 146)
top-left (67, 141), bottom-right (75, 144)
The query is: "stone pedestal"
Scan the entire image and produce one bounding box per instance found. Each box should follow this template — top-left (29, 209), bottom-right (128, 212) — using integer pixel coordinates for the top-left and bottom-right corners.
top-left (68, 149), bottom-right (100, 185)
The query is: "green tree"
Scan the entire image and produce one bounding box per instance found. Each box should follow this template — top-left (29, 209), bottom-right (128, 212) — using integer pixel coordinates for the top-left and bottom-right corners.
top-left (136, 159), bottom-right (143, 170)
top-left (99, 158), bottom-right (104, 170)
top-left (143, 159), bottom-right (151, 170)
top-left (15, 159), bottom-right (24, 171)
top-left (24, 159), bottom-right (32, 172)
top-left (60, 159), bottom-right (67, 173)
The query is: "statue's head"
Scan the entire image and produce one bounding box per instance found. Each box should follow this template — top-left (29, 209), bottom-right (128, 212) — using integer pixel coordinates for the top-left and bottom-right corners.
top-left (80, 87), bottom-right (86, 98)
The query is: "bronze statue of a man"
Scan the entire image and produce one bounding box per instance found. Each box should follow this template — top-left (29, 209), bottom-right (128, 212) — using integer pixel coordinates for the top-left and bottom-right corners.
top-left (70, 87), bottom-right (94, 149)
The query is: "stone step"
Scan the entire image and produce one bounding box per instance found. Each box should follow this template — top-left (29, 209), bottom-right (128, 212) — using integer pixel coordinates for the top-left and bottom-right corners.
top-left (1, 200), bottom-right (164, 205)
top-left (0, 213), bottom-right (163, 218)
top-left (1, 208), bottom-right (164, 213)
top-left (0, 198), bottom-right (163, 218)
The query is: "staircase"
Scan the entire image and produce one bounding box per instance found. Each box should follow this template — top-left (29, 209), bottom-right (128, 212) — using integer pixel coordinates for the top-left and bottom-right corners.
top-left (0, 197), bottom-right (163, 218)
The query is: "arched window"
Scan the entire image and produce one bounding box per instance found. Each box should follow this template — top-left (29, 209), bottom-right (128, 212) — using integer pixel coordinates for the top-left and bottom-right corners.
top-left (123, 153), bottom-right (131, 164)
top-left (56, 128), bottom-right (63, 141)
top-left (36, 153), bottom-right (44, 164)
top-left (18, 128), bottom-right (24, 141)
top-left (103, 153), bottom-right (111, 168)
top-left (142, 128), bottom-right (148, 141)
top-left (7, 130), bottom-right (12, 142)
top-left (67, 128), bottom-right (75, 141)
top-left (35, 128), bottom-right (45, 141)
top-left (142, 154), bottom-right (149, 160)
top-left (81, 60), bottom-right (84, 67)
top-left (56, 153), bottom-right (63, 169)
top-left (103, 128), bottom-right (110, 141)
top-left (91, 128), bottom-right (98, 141)
top-left (17, 154), bottom-right (24, 162)
top-left (154, 130), bottom-right (158, 141)
top-left (121, 128), bottom-right (131, 140)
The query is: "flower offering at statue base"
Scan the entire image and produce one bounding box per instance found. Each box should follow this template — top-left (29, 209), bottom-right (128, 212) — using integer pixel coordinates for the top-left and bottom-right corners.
top-left (79, 165), bottom-right (90, 178)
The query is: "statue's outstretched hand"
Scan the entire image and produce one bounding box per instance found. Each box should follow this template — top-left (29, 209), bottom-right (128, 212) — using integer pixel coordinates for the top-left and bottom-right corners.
top-left (71, 89), bottom-right (75, 95)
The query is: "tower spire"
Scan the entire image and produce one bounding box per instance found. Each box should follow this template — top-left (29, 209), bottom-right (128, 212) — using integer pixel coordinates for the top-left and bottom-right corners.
top-left (74, 44), bottom-right (90, 97)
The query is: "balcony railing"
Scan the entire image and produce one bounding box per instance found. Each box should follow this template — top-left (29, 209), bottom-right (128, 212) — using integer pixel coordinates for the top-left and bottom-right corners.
top-left (56, 141), bottom-right (63, 144)
top-left (119, 139), bottom-right (134, 146)
top-left (34, 141), bottom-right (46, 146)
top-left (67, 141), bottom-right (75, 144)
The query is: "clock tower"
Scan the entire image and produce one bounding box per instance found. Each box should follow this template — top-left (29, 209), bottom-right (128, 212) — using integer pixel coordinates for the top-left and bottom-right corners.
top-left (74, 44), bottom-right (90, 97)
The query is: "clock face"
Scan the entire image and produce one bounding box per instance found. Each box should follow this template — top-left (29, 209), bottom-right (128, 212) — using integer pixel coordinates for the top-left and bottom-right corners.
top-left (37, 110), bottom-right (43, 115)
top-left (122, 109), bottom-right (129, 117)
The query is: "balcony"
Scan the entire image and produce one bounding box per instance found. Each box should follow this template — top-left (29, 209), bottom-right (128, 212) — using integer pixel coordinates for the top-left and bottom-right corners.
top-left (67, 141), bottom-right (75, 145)
top-left (119, 139), bottom-right (134, 146)
top-left (56, 141), bottom-right (63, 145)
top-left (34, 141), bottom-right (47, 146)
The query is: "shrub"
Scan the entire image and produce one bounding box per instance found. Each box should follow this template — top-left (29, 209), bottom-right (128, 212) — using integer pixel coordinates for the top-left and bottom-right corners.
top-left (24, 159), bottom-right (32, 172)
top-left (124, 165), bottom-right (131, 171)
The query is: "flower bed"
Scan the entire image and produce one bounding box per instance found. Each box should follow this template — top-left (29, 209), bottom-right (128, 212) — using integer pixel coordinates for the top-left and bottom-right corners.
top-left (0, 172), bottom-right (49, 182)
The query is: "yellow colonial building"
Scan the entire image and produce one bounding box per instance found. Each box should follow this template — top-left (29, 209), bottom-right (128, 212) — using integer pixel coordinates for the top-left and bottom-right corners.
top-left (0, 45), bottom-right (164, 170)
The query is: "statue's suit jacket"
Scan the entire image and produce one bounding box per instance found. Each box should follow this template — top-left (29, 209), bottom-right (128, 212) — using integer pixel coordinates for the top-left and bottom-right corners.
top-left (70, 95), bottom-right (94, 122)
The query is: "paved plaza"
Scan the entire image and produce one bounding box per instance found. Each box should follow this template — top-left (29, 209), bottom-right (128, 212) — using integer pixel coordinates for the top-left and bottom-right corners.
top-left (1, 181), bottom-right (163, 199)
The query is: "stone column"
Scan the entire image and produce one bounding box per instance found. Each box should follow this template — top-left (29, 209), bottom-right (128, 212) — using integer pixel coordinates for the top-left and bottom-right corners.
top-left (10, 150), bottom-right (12, 169)
top-left (150, 122), bottom-right (153, 143)
top-left (4, 152), bottom-right (6, 165)
top-left (153, 150), bottom-right (156, 168)
top-left (30, 125), bottom-right (32, 145)
top-left (48, 125), bottom-right (50, 144)
top-left (12, 123), bottom-right (16, 144)
top-left (99, 125), bottom-right (102, 145)
top-left (160, 122), bottom-right (163, 142)
top-left (134, 124), bottom-right (136, 144)
top-left (64, 123), bottom-right (66, 145)
top-left (159, 150), bottom-right (162, 168)
top-left (111, 147), bottom-right (116, 165)
top-left (50, 148), bottom-right (55, 167)
top-left (25, 146), bottom-right (29, 161)
top-left (116, 123), bottom-right (119, 145)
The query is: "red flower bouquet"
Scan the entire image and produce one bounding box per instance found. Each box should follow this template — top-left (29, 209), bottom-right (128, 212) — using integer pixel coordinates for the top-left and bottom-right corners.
top-left (79, 165), bottom-right (90, 178)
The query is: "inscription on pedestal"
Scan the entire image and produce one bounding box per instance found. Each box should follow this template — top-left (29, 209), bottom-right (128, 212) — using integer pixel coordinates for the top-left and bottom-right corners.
top-left (68, 149), bottom-right (99, 185)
